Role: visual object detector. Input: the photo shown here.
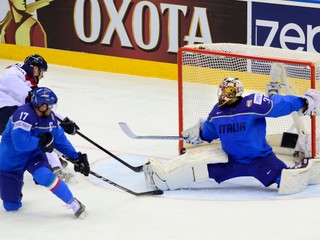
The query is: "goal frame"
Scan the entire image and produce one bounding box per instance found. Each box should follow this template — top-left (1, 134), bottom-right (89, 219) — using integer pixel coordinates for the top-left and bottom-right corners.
top-left (177, 45), bottom-right (317, 157)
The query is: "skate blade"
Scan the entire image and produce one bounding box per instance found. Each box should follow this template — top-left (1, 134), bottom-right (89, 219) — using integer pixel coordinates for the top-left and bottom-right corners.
top-left (77, 211), bottom-right (88, 219)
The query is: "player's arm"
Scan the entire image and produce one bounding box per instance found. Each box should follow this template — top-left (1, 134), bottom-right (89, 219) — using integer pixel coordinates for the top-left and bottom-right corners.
top-left (268, 90), bottom-right (320, 117)
top-left (267, 94), bottom-right (305, 118)
top-left (2, 69), bottom-right (31, 104)
top-left (201, 120), bottom-right (219, 142)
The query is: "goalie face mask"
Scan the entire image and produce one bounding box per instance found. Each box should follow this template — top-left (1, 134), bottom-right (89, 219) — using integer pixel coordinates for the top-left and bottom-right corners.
top-left (218, 77), bottom-right (244, 107)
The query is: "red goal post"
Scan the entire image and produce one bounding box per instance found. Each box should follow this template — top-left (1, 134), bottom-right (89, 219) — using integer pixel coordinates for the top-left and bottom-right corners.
top-left (177, 43), bottom-right (320, 157)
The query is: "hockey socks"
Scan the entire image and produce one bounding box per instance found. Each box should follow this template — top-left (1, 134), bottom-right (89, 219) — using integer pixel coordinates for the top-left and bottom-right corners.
top-left (33, 167), bottom-right (73, 203)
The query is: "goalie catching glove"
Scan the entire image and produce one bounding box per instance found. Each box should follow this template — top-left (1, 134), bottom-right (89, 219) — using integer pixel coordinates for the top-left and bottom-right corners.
top-left (69, 152), bottom-right (90, 176)
top-left (182, 119), bottom-right (205, 146)
top-left (301, 89), bottom-right (320, 116)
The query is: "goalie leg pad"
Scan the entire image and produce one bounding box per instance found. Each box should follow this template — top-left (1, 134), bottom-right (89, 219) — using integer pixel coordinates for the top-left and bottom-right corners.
top-left (308, 158), bottom-right (320, 185)
top-left (278, 158), bottom-right (320, 194)
top-left (143, 158), bottom-right (209, 191)
top-left (144, 147), bottom-right (227, 191)
top-left (165, 164), bottom-right (209, 190)
top-left (278, 164), bottom-right (312, 194)
top-left (164, 146), bottom-right (227, 190)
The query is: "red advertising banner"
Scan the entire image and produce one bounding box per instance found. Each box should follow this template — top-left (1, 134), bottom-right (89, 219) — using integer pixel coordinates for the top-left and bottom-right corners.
top-left (0, 0), bottom-right (246, 64)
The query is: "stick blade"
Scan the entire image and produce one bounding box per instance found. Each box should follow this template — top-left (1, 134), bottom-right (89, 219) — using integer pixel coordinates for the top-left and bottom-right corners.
top-left (135, 189), bottom-right (164, 196)
top-left (118, 122), bottom-right (138, 139)
top-left (118, 122), bottom-right (184, 140)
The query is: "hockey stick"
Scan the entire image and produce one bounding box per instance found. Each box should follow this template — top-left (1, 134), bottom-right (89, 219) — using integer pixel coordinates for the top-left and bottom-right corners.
top-left (89, 170), bottom-right (164, 196)
top-left (119, 122), bottom-right (185, 140)
top-left (56, 117), bottom-right (144, 172)
top-left (76, 130), bottom-right (144, 172)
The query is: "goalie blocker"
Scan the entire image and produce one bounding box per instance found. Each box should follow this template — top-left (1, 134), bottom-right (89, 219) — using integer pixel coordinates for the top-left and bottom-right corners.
top-left (144, 146), bottom-right (320, 194)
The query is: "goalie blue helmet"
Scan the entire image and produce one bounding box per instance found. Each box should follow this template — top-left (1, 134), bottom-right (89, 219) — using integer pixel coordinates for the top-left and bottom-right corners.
top-left (24, 54), bottom-right (48, 72)
top-left (31, 87), bottom-right (58, 108)
top-left (218, 77), bottom-right (244, 106)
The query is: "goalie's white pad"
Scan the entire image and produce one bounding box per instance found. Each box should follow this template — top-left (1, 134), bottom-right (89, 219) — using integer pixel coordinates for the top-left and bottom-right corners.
top-left (144, 146), bottom-right (228, 190)
top-left (309, 158), bottom-right (320, 185)
top-left (278, 158), bottom-right (320, 194)
top-left (301, 89), bottom-right (320, 116)
top-left (278, 164), bottom-right (311, 195)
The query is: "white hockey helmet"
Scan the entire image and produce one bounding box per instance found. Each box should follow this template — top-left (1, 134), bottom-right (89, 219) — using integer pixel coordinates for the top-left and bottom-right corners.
top-left (217, 77), bottom-right (244, 106)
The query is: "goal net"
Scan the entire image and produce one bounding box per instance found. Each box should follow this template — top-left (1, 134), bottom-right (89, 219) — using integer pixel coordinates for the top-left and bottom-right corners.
top-left (178, 43), bottom-right (320, 158)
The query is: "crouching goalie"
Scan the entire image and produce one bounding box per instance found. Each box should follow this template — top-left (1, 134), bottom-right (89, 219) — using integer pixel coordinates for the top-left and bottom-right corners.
top-left (144, 77), bottom-right (320, 194)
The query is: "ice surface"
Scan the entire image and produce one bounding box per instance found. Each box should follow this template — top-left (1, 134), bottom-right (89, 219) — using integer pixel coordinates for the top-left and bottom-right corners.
top-left (1, 59), bottom-right (320, 240)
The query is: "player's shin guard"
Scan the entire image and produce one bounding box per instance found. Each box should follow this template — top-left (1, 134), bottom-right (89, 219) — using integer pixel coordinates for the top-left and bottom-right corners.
top-left (33, 167), bottom-right (73, 203)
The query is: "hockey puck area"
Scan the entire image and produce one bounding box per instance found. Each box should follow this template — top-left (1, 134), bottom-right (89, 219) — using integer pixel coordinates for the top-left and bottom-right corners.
top-left (88, 153), bottom-right (320, 201)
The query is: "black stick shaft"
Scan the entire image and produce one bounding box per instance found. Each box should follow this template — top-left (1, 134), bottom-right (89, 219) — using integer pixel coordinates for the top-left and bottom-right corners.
top-left (90, 171), bottom-right (163, 196)
top-left (56, 117), bottom-right (144, 172)
top-left (76, 130), bottom-right (144, 172)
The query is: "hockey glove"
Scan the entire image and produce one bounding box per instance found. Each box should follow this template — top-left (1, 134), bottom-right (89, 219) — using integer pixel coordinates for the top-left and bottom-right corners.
top-left (182, 119), bottom-right (205, 146)
top-left (301, 89), bottom-right (320, 116)
top-left (38, 132), bottom-right (54, 153)
top-left (60, 117), bottom-right (80, 135)
top-left (73, 152), bottom-right (90, 176)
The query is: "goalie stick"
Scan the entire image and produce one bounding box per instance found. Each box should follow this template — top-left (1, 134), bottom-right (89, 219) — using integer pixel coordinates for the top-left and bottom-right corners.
top-left (89, 171), bottom-right (163, 196)
top-left (119, 122), bottom-right (185, 140)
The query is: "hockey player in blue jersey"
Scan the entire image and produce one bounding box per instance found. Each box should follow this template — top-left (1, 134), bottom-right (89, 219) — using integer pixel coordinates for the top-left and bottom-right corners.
top-left (143, 77), bottom-right (320, 193)
top-left (0, 54), bottom-right (80, 183)
top-left (0, 87), bottom-right (90, 218)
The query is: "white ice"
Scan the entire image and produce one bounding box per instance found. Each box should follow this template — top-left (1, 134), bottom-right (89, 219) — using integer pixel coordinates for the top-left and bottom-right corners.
top-left (1, 59), bottom-right (320, 240)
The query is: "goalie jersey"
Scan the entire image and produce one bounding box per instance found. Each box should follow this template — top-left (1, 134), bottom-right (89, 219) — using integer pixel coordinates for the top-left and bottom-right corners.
top-left (200, 93), bottom-right (305, 163)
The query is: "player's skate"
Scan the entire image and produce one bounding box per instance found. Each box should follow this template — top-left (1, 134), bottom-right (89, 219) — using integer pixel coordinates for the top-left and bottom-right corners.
top-left (67, 198), bottom-right (87, 219)
top-left (59, 157), bottom-right (69, 168)
top-left (52, 167), bottom-right (76, 184)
